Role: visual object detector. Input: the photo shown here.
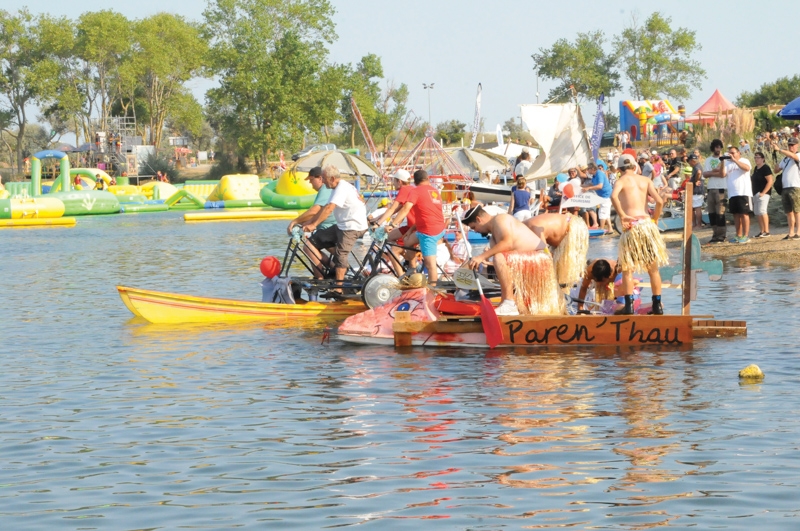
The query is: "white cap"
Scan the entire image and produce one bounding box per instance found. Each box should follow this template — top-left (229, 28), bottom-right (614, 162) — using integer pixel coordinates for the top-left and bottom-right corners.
top-left (392, 169), bottom-right (411, 182)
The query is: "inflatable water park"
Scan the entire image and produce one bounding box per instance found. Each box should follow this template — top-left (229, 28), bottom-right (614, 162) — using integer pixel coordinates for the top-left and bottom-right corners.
top-left (0, 150), bottom-right (343, 228)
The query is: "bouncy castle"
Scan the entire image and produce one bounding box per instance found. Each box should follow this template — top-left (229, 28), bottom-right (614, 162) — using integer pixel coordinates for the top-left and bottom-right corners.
top-left (619, 99), bottom-right (685, 141)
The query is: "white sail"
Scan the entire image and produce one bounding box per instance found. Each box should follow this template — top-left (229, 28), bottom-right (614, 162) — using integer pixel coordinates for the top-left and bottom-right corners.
top-left (519, 103), bottom-right (593, 179)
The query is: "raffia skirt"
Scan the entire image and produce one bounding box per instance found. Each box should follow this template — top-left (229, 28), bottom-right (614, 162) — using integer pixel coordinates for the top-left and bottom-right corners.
top-left (504, 250), bottom-right (563, 315)
top-left (552, 214), bottom-right (589, 287)
top-left (618, 218), bottom-right (669, 273)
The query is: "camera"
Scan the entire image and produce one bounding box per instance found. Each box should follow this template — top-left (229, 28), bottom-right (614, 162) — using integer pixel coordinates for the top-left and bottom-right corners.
top-left (719, 155), bottom-right (732, 161)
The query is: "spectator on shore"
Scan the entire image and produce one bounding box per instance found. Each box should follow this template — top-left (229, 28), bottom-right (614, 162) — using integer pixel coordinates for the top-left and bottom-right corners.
top-left (774, 137), bottom-right (800, 239)
top-left (740, 138), bottom-right (752, 154)
top-left (638, 151), bottom-right (654, 178)
top-left (583, 162), bottom-right (613, 233)
top-left (721, 146), bottom-right (753, 244)
top-left (704, 139), bottom-right (727, 244)
top-left (750, 151), bottom-right (774, 238)
top-left (688, 154), bottom-right (705, 228)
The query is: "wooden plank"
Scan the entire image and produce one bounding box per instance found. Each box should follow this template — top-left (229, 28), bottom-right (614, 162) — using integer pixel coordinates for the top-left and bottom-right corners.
top-left (692, 318), bottom-right (747, 338)
top-left (693, 326), bottom-right (747, 338)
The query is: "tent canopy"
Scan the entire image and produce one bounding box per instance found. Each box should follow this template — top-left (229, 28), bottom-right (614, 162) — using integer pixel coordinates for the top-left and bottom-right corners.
top-left (693, 89), bottom-right (736, 115)
top-left (777, 96), bottom-right (800, 120)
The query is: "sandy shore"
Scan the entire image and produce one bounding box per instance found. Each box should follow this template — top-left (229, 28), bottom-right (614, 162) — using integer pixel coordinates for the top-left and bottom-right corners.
top-left (658, 224), bottom-right (800, 264)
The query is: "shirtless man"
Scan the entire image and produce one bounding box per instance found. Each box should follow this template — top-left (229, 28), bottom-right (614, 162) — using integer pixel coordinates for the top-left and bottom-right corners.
top-left (462, 205), bottom-right (561, 316)
top-left (524, 212), bottom-right (589, 288)
top-left (610, 154), bottom-right (668, 315)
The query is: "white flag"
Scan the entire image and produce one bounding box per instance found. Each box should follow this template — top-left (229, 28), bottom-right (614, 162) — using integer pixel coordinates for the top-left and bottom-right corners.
top-left (495, 124), bottom-right (504, 146)
top-left (469, 83), bottom-right (482, 149)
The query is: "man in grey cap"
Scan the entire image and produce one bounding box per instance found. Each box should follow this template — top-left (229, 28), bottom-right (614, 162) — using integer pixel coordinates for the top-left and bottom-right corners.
top-left (287, 166), bottom-right (335, 235)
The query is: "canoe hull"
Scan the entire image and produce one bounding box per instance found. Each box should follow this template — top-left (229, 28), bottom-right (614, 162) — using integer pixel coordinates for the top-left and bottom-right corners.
top-left (118, 285), bottom-right (365, 324)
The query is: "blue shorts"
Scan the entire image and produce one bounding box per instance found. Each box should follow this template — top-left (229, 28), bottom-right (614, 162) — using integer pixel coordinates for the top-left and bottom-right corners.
top-left (417, 230), bottom-right (446, 257)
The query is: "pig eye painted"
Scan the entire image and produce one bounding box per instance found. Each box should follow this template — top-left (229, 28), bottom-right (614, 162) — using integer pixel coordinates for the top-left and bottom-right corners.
top-left (388, 300), bottom-right (420, 318)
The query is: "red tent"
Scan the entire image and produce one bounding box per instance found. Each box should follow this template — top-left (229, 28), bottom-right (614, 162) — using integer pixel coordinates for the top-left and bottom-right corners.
top-left (687, 90), bottom-right (737, 123)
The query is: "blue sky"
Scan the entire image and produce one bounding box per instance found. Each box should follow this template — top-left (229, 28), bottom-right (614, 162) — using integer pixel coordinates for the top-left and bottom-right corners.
top-left (8, 0), bottom-right (797, 132)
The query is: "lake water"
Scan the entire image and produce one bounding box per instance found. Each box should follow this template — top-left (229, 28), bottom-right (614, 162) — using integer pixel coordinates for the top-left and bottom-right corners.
top-left (2, 212), bottom-right (799, 530)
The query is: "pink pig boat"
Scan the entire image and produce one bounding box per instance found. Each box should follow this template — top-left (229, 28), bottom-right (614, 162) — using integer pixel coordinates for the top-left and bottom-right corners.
top-left (338, 288), bottom-right (746, 348)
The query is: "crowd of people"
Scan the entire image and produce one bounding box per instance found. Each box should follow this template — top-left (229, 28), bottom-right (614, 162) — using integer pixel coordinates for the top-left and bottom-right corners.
top-left (280, 126), bottom-right (800, 318)
top-left (286, 152), bottom-right (674, 318)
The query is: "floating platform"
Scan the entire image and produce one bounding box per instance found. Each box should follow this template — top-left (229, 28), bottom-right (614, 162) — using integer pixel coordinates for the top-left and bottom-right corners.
top-left (183, 209), bottom-right (299, 222)
top-left (0, 217), bottom-right (76, 228)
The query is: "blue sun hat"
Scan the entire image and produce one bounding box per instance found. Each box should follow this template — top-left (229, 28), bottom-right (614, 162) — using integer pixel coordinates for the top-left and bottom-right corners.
top-left (555, 172), bottom-right (568, 183)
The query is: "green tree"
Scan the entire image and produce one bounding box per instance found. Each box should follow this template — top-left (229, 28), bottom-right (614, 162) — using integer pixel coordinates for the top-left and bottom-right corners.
top-left (371, 80), bottom-right (408, 152)
top-left (203, 0), bottom-right (336, 171)
top-left (604, 111), bottom-right (619, 131)
top-left (736, 75), bottom-right (800, 107)
top-left (435, 119), bottom-right (466, 146)
top-left (73, 10), bottom-right (133, 142)
top-left (532, 31), bottom-right (620, 103)
top-left (503, 117), bottom-right (524, 138)
top-left (0, 9), bottom-right (64, 172)
top-left (342, 54), bottom-right (383, 149)
top-left (613, 12), bottom-right (705, 100)
top-left (133, 13), bottom-right (207, 148)
top-left (164, 88), bottom-right (203, 140)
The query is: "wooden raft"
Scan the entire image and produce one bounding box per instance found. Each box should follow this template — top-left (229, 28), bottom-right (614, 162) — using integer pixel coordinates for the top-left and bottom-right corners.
top-left (393, 312), bottom-right (747, 348)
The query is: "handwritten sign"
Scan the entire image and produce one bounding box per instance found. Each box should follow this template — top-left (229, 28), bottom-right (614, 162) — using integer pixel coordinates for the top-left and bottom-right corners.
top-left (501, 315), bottom-right (693, 346)
top-left (561, 192), bottom-right (604, 210)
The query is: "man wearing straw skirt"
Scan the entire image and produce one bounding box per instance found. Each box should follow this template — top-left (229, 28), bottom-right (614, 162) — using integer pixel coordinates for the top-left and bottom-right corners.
top-left (610, 154), bottom-right (669, 315)
top-left (462, 205), bottom-right (562, 316)
top-left (523, 212), bottom-right (589, 288)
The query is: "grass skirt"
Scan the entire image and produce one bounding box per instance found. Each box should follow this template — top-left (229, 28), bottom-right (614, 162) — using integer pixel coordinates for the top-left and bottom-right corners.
top-left (618, 218), bottom-right (669, 273)
top-left (504, 250), bottom-right (563, 315)
top-left (553, 215), bottom-right (589, 287)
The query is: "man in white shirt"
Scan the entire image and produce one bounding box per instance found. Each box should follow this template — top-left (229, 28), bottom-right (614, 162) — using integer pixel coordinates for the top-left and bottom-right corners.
top-left (720, 146), bottom-right (752, 243)
top-left (303, 165), bottom-right (368, 281)
top-left (703, 139), bottom-right (727, 244)
top-left (774, 137), bottom-right (800, 239)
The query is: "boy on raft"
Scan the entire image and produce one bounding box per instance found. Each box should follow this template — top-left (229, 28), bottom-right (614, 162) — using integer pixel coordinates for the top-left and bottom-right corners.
top-left (610, 154), bottom-right (669, 315)
top-left (462, 205), bottom-right (561, 316)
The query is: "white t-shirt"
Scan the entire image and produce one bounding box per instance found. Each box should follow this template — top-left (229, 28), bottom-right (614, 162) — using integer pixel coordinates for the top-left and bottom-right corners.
top-left (705, 156), bottom-right (725, 190)
top-left (725, 158), bottom-right (752, 197)
top-left (329, 179), bottom-right (368, 231)
top-left (779, 155), bottom-right (800, 189)
top-left (515, 160), bottom-right (532, 177)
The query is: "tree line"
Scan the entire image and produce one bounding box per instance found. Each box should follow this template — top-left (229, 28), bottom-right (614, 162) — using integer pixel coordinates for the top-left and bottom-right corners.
top-left (0, 1), bottom-right (410, 175)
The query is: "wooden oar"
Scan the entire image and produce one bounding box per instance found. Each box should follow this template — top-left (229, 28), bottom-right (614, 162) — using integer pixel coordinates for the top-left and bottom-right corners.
top-left (455, 214), bottom-right (503, 348)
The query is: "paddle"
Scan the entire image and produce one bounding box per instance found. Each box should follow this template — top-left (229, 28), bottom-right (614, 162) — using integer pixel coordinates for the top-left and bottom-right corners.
top-left (452, 267), bottom-right (496, 291)
top-left (455, 213), bottom-right (504, 348)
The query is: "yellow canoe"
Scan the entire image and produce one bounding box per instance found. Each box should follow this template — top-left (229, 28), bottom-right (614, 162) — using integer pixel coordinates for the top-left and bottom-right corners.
top-left (117, 285), bottom-right (365, 324)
